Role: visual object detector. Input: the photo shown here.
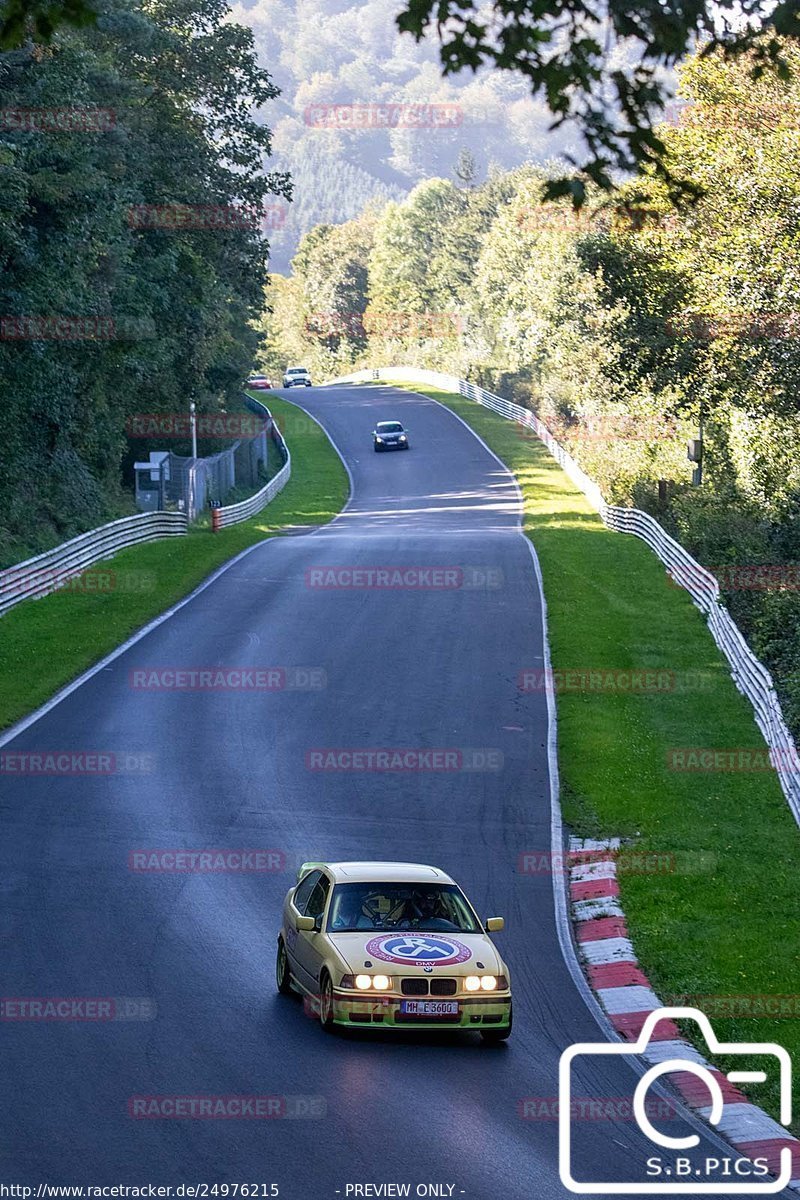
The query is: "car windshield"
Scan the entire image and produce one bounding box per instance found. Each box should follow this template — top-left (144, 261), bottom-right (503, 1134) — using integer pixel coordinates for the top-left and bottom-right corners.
top-left (327, 882), bottom-right (480, 933)
top-left (377, 422), bottom-right (403, 433)
top-left (288, 368), bottom-right (307, 375)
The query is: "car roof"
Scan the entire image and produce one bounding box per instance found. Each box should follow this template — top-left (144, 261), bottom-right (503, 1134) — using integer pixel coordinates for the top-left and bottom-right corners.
top-left (315, 861), bottom-right (454, 884)
top-left (376, 420), bottom-right (403, 427)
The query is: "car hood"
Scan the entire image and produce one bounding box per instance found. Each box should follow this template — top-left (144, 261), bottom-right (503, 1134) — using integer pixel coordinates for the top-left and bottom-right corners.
top-left (327, 931), bottom-right (503, 975)
top-left (376, 431), bottom-right (404, 439)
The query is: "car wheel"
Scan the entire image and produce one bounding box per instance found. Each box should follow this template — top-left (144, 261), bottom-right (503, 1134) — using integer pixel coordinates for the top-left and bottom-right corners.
top-left (276, 938), bottom-right (293, 996)
top-left (374, 444), bottom-right (381, 453)
top-left (319, 970), bottom-right (336, 1032)
top-left (480, 1004), bottom-right (512, 1043)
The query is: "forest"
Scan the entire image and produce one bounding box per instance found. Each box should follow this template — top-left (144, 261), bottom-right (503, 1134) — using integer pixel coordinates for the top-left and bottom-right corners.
top-left (264, 41), bottom-right (800, 740)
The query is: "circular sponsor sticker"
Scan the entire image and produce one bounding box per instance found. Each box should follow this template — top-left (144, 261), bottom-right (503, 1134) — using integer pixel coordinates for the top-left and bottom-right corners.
top-left (364, 934), bottom-right (472, 967)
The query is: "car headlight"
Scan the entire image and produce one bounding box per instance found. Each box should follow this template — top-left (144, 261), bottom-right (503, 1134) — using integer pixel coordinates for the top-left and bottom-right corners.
top-left (355, 974), bottom-right (372, 990)
top-left (465, 975), bottom-right (504, 992)
top-left (372, 974), bottom-right (390, 991)
top-left (375, 437), bottom-right (383, 443)
top-left (398, 435), bottom-right (407, 441)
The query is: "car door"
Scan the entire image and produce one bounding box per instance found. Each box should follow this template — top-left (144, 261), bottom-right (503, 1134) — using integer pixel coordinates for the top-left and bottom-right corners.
top-left (284, 869), bottom-right (321, 975)
top-left (292, 872), bottom-right (332, 992)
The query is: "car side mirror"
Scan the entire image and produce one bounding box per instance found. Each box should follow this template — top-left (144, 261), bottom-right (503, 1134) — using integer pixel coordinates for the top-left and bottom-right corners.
top-left (486, 916), bottom-right (504, 932)
top-left (296, 915), bottom-right (315, 932)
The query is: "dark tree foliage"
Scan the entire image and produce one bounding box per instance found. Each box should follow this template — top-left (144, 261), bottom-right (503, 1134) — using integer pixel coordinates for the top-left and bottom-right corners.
top-left (0, 0), bottom-right (288, 562)
top-left (396, 0), bottom-right (800, 202)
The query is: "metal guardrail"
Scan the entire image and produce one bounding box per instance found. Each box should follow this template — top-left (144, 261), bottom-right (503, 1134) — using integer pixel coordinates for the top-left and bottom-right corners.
top-left (327, 365), bottom-right (800, 825)
top-left (0, 512), bottom-right (187, 618)
top-left (211, 403), bottom-right (291, 529)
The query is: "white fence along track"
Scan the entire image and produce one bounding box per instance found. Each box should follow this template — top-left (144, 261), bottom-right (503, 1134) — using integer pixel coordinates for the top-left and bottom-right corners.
top-left (0, 512), bottom-right (187, 617)
top-left (327, 365), bottom-right (800, 825)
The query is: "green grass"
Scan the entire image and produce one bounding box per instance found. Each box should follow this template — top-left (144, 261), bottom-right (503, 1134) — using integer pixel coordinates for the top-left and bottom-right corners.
top-left (0, 394), bottom-right (348, 732)
top-left (399, 383), bottom-right (800, 1127)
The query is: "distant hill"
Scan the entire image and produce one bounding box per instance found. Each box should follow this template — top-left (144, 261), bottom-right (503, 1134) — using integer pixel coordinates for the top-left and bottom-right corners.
top-left (231, 0), bottom-right (585, 270)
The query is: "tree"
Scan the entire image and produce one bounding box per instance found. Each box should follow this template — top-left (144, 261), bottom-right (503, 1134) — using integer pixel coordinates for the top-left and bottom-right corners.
top-left (396, 0), bottom-right (800, 201)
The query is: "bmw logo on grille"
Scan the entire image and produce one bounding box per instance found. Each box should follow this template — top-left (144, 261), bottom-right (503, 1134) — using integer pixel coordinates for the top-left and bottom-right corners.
top-left (423, 963), bottom-right (433, 974)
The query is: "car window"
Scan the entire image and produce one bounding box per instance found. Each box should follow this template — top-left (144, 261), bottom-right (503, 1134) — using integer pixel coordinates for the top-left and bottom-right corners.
top-left (305, 875), bottom-right (331, 920)
top-left (377, 422), bottom-right (403, 433)
top-left (327, 882), bottom-right (480, 933)
top-left (293, 869), bottom-right (321, 914)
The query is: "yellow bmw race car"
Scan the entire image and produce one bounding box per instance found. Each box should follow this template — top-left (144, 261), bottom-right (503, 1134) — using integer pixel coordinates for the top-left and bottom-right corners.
top-left (276, 861), bottom-right (512, 1041)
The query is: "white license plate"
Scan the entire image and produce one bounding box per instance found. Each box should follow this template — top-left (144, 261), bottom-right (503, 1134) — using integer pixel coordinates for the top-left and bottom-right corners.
top-left (400, 1000), bottom-right (459, 1016)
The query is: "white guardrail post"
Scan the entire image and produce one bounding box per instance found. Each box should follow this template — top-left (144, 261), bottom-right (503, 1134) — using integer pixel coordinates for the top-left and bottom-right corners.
top-left (324, 365), bottom-right (800, 826)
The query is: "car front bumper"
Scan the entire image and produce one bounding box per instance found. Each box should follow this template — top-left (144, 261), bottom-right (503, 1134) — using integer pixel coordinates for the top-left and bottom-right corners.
top-left (374, 440), bottom-right (407, 450)
top-left (331, 988), bottom-right (511, 1031)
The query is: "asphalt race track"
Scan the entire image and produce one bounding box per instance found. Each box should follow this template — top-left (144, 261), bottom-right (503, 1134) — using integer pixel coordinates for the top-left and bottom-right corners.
top-left (1, 384), bottom-right (783, 1199)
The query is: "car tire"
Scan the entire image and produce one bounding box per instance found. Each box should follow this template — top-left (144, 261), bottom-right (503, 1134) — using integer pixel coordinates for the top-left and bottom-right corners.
top-left (374, 445), bottom-right (381, 453)
top-left (318, 970), bottom-right (336, 1032)
top-left (480, 1004), bottom-right (512, 1043)
top-left (276, 938), bottom-right (293, 996)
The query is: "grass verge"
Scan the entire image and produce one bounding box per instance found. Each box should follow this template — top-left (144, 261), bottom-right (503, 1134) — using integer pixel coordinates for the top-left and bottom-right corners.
top-left (400, 382), bottom-right (800, 1126)
top-left (0, 394), bottom-right (348, 732)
